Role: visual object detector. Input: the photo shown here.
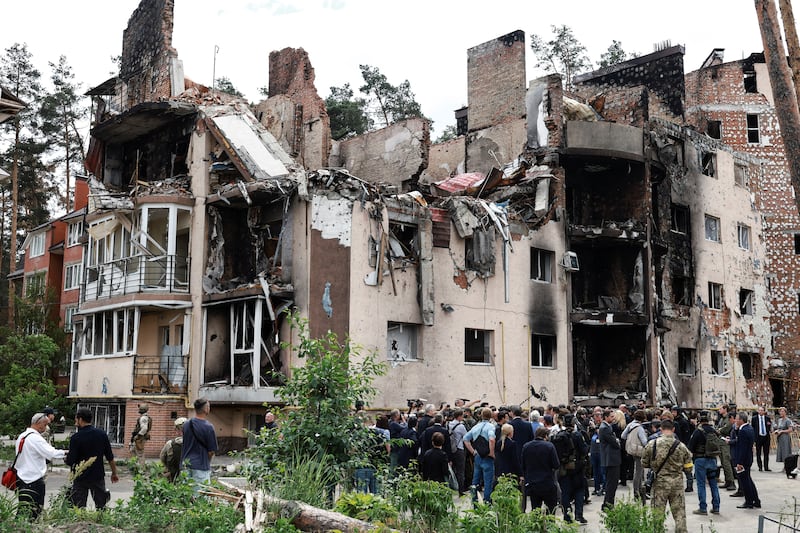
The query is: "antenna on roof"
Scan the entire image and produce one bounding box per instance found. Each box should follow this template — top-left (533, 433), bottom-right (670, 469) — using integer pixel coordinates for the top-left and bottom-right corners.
top-left (212, 45), bottom-right (220, 93)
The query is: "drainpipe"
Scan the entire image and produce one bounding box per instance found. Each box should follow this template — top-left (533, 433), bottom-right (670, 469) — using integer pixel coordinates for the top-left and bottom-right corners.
top-left (500, 321), bottom-right (506, 404)
top-left (524, 324), bottom-right (531, 404)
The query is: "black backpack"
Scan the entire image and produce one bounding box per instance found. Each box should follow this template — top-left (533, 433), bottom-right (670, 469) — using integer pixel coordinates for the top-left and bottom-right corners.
top-left (552, 429), bottom-right (576, 472)
top-left (702, 425), bottom-right (723, 457)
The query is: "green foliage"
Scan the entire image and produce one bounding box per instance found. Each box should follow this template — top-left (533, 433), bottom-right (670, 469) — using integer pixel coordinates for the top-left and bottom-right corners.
top-left (393, 475), bottom-right (454, 533)
top-left (359, 64), bottom-right (425, 128)
top-left (602, 497), bottom-right (666, 532)
top-left (266, 517), bottom-right (301, 532)
top-left (326, 83), bottom-right (370, 140)
top-left (0, 491), bottom-right (23, 529)
top-left (434, 124), bottom-right (458, 144)
top-left (215, 76), bottom-right (244, 97)
top-left (598, 40), bottom-right (635, 69)
top-left (335, 491), bottom-right (398, 525)
top-left (529, 25), bottom-right (591, 90)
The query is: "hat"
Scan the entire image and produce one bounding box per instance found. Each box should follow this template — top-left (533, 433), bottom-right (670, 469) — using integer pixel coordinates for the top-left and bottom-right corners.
top-left (138, 404), bottom-right (149, 413)
top-left (43, 407), bottom-right (54, 415)
top-left (174, 417), bottom-right (188, 428)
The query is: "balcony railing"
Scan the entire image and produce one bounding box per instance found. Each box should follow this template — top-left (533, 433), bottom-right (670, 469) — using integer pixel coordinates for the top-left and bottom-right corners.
top-left (82, 254), bottom-right (189, 302)
top-left (133, 350), bottom-right (188, 394)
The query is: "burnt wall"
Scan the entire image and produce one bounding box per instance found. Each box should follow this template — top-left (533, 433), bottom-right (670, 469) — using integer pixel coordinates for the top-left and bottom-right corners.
top-left (467, 30), bottom-right (527, 132)
top-left (573, 324), bottom-right (646, 395)
top-left (574, 46), bottom-right (686, 123)
top-left (565, 158), bottom-right (646, 225)
top-left (120, 0), bottom-right (178, 108)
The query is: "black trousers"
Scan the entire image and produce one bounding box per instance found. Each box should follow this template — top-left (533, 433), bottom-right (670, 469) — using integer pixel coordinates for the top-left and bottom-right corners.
top-left (754, 435), bottom-right (770, 470)
top-left (527, 483), bottom-right (558, 514)
top-left (17, 477), bottom-right (45, 520)
top-left (738, 466), bottom-right (760, 506)
top-left (71, 477), bottom-right (110, 509)
top-left (603, 465), bottom-right (621, 508)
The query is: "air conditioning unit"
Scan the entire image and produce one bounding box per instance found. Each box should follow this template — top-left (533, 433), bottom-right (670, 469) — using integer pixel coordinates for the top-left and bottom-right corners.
top-left (561, 251), bottom-right (579, 272)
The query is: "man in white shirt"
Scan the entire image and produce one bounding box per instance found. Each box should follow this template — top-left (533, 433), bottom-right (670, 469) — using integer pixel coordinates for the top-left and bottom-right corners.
top-left (15, 412), bottom-right (66, 520)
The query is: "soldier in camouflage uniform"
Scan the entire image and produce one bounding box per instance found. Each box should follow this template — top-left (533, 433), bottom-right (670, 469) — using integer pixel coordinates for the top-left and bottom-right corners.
top-left (716, 404), bottom-right (736, 490)
top-left (642, 419), bottom-right (693, 533)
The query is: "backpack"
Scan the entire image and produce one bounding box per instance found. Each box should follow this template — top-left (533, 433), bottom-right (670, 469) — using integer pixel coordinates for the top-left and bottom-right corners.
top-left (551, 429), bottom-right (576, 473)
top-left (702, 425), bottom-right (723, 457)
top-left (448, 421), bottom-right (464, 454)
top-left (625, 423), bottom-right (645, 458)
top-left (471, 423), bottom-right (491, 458)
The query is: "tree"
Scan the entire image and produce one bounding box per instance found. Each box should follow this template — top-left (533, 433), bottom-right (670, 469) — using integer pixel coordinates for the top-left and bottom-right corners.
top-left (1, 43), bottom-right (46, 328)
top-left (325, 83), bottom-right (369, 140)
top-left (529, 25), bottom-right (591, 90)
top-left (40, 55), bottom-right (86, 211)
top-left (358, 65), bottom-right (424, 128)
top-left (215, 76), bottom-right (243, 97)
top-left (434, 124), bottom-right (458, 143)
top-left (598, 40), bottom-right (633, 69)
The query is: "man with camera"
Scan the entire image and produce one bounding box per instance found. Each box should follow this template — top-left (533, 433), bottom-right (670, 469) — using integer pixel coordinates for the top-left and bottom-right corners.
top-left (688, 411), bottom-right (721, 515)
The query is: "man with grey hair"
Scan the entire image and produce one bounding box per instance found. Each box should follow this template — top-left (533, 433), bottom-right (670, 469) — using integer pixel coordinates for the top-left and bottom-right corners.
top-left (15, 413), bottom-right (66, 520)
top-left (731, 411), bottom-right (760, 509)
top-left (416, 403), bottom-right (436, 435)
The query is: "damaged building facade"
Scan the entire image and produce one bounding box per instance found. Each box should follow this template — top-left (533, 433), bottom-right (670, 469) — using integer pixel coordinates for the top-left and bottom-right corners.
top-left (66, 0), bottom-right (776, 455)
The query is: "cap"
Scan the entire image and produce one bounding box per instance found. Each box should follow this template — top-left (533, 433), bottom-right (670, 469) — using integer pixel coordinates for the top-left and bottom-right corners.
top-left (43, 407), bottom-right (55, 415)
top-left (174, 417), bottom-right (188, 428)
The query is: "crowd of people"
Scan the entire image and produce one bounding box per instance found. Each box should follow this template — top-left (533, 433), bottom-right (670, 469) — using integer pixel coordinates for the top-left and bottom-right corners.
top-left (365, 398), bottom-right (794, 530)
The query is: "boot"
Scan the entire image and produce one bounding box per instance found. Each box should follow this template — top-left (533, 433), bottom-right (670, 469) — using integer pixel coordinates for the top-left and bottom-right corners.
top-left (684, 478), bottom-right (693, 492)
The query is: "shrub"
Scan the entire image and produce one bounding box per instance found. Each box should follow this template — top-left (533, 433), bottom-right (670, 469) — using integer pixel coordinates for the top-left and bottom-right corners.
top-left (393, 475), bottom-right (454, 533)
top-left (335, 491), bottom-right (398, 525)
top-left (602, 497), bottom-right (666, 532)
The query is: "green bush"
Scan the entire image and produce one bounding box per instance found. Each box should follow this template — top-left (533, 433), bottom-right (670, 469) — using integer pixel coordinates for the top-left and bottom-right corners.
top-left (393, 475), bottom-right (454, 533)
top-left (602, 497), bottom-right (666, 532)
top-left (335, 491), bottom-right (398, 525)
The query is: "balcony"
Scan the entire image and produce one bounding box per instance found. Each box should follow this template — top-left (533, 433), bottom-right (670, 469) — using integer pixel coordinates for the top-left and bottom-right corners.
top-left (133, 351), bottom-right (188, 394)
top-left (83, 254), bottom-right (189, 302)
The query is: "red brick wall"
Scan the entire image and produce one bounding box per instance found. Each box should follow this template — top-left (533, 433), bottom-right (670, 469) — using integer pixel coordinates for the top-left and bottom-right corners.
top-left (120, 399), bottom-right (188, 459)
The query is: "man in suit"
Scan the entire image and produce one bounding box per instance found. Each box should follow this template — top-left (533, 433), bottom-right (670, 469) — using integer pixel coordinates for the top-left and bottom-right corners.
top-left (750, 405), bottom-right (772, 471)
top-left (508, 404), bottom-right (534, 510)
top-left (732, 411), bottom-right (761, 509)
top-left (599, 408), bottom-right (622, 511)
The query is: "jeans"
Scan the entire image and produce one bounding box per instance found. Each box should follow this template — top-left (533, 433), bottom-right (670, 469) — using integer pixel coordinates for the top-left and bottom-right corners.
top-left (470, 454), bottom-right (495, 503)
top-left (354, 467), bottom-right (377, 494)
top-left (70, 477), bottom-right (110, 509)
top-left (17, 477), bottom-right (45, 520)
top-left (694, 457), bottom-right (720, 511)
top-left (591, 452), bottom-right (605, 492)
top-left (187, 468), bottom-right (211, 496)
top-left (632, 456), bottom-right (644, 498)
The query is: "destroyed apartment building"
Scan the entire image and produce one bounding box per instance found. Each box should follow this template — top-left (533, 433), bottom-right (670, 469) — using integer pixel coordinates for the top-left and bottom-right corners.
top-left (63, 0), bottom-right (776, 454)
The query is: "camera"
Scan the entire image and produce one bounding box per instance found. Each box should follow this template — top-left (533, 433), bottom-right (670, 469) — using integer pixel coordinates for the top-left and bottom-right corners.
top-left (407, 398), bottom-right (424, 409)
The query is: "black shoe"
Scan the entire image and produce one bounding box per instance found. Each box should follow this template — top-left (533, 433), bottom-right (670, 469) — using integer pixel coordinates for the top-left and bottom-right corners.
top-left (584, 498), bottom-right (591, 505)
top-left (758, 467), bottom-right (763, 472)
top-left (577, 517), bottom-right (588, 524)
top-left (754, 502), bottom-right (762, 508)
top-left (737, 504), bottom-right (754, 509)
top-left (764, 468), bottom-right (772, 472)
top-left (711, 508), bottom-right (720, 514)
top-left (685, 486), bottom-right (693, 492)
top-left (619, 482), bottom-right (627, 487)
top-left (730, 492), bottom-right (744, 497)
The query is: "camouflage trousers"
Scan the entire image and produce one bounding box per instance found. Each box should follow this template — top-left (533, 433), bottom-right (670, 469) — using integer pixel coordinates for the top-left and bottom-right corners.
top-left (652, 475), bottom-right (687, 533)
top-left (720, 444), bottom-right (734, 484)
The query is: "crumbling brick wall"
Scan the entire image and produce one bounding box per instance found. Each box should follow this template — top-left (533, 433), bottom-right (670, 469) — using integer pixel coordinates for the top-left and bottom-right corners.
top-left (120, 0), bottom-right (180, 109)
top-left (467, 30), bottom-right (526, 132)
top-left (267, 47), bottom-right (331, 169)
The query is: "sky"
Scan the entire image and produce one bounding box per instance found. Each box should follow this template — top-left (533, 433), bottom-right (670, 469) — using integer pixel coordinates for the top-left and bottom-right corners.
top-left (0, 0), bottom-right (776, 139)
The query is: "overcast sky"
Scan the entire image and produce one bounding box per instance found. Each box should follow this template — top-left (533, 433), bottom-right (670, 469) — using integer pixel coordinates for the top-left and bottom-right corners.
top-left (1, 0), bottom-right (775, 138)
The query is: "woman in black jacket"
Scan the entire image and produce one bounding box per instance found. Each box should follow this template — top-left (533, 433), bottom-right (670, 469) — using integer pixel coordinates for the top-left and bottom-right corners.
top-left (495, 423), bottom-right (522, 483)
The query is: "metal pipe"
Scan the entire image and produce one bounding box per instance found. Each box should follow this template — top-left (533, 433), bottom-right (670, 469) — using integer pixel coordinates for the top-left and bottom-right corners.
top-left (500, 321), bottom-right (506, 404)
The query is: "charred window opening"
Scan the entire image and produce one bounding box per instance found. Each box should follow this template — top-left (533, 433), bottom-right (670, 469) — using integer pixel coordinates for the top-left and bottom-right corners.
top-left (388, 222), bottom-right (419, 267)
top-left (701, 151), bottom-right (716, 177)
top-left (672, 276), bottom-right (692, 306)
top-left (734, 164), bottom-right (749, 189)
top-left (706, 120), bottom-right (721, 139)
top-left (573, 325), bottom-right (645, 396)
top-left (770, 378), bottom-right (785, 407)
top-left (708, 282), bottom-right (723, 310)
top-left (737, 223), bottom-right (751, 250)
top-left (704, 214), bottom-right (721, 242)
top-left (531, 334), bottom-right (555, 368)
top-left (465, 328), bottom-right (492, 364)
top-left (387, 322), bottom-right (419, 361)
top-left (571, 245), bottom-right (643, 313)
top-left (670, 204), bottom-right (689, 234)
top-left (746, 114), bottom-right (760, 144)
top-left (738, 351), bottom-right (760, 380)
top-left (678, 348), bottom-right (696, 376)
top-left (565, 158), bottom-right (646, 227)
top-left (739, 288), bottom-right (754, 315)
top-left (711, 350), bottom-right (727, 376)
top-left (530, 248), bottom-right (554, 282)
top-left (744, 71), bottom-right (757, 93)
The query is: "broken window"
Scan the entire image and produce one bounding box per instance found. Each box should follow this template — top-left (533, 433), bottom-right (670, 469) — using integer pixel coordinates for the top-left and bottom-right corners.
top-left (387, 322), bottom-right (419, 361)
top-left (738, 351), bottom-right (759, 379)
top-left (711, 350), bottom-right (727, 376)
top-left (465, 328), bottom-right (492, 364)
top-left (77, 402), bottom-right (124, 446)
top-left (388, 222), bottom-right (418, 266)
top-left (746, 114), bottom-right (760, 144)
top-left (734, 164), bottom-right (749, 189)
top-left (83, 308), bottom-right (137, 356)
top-left (672, 276), bottom-right (692, 306)
top-left (67, 221), bottom-right (84, 247)
top-left (744, 71), bottom-right (757, 93)
top-left (531, 334), bottom-right (555, 368)
top-left (530, 248), bottom-right (554, 282)
top-left (701, 152), bottom-right (716, 177)
top-left (708, 282), bottom-right (723, 310)
top-left (740, 288), bottom-right (754, 315)
top-left (670, 204), bottom-right (689, 234)
top-left (737, 223), bottom-right (751, 250)
top-left (704, 215), bottom-right (720, 242)
top-left (707, 120), bottom-right (721, 139)
top-left (678, 347), bottom-right (695, 376)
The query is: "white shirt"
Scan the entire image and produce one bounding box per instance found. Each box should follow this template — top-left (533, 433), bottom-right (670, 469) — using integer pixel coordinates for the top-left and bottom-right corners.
top-left (15, 428), bottom-right (66, 483)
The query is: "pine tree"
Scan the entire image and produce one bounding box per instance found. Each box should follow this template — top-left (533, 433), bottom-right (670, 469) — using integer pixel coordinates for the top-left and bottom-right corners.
top-left (358, 65), bottom-right (424, 128)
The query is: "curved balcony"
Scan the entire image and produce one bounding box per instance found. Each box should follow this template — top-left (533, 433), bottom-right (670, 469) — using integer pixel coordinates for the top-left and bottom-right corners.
top-left (82, 254), bottom-right (189, 303)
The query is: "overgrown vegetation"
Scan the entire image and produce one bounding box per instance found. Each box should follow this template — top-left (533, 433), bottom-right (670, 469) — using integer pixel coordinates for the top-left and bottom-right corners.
top-left (602, 497), bottom-right (666, 532)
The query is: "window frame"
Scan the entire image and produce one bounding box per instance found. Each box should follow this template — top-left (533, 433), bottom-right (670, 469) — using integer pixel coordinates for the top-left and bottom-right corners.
top-left (710, 350), bottom-right (728, 377)
top-left (708, 282), bottom-right (723, 310)
top-left (704, 214), bottom-right (721, 242)
top-left (67, 221), bottom-right (84, 247)
top-left (530, 248), bottom-right (554, 283)
top-left (387, 321), bottom-right (420, 362)
top-left (64, 263), bottom-right (82, 291)
top-left (531, 333), bottom-right (555, 368)
top-left (746, 114), bottom-right (760, 144)
top-left (740, 288), bottom-right (754, 315)
top-left (734, 164), bottom-right (750, 189)
top-left (701, 151), bottom-right (716, 177)
top-left (464, 328), bottom-right (492, 365)
top-left (29, 232), bottom-right (45, 258)
top-left (737, 223), bottom-right (751, 250)
top-left (670, 204), bottom-right (689, 234)
top-left (678, 347), bottom-right (696, 376)
top-left (64, 305), bottom-right (78, 332)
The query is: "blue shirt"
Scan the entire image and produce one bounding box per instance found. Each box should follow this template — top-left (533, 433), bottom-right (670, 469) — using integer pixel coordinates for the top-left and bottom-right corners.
top-left (181, 418), bottom-right (218, 471)
top-left (463, 420), bottom-right (496, 444)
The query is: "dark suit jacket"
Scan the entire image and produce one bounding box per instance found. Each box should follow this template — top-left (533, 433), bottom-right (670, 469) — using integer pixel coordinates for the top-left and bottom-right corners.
top-left (599, 421), bottom-right (622, 467)
top-left (733, 423), bottom-right (755, 467)
top-left (509, 417), bottom-right (534, 460)
top-left (750, 414), bottom-right (772, 439)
